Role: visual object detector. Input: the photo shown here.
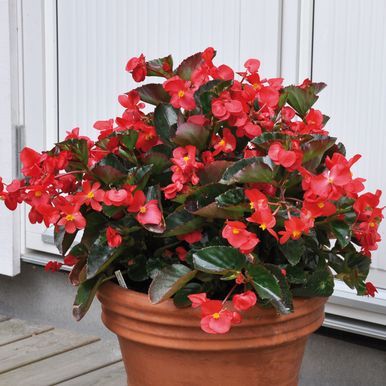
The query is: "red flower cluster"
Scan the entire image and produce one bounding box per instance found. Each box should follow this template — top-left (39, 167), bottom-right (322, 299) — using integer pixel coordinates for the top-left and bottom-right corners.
top-left (0, 48), bottom-right (383, 332)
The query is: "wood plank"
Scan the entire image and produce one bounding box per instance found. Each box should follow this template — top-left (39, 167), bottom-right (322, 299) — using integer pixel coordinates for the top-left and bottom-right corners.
top-left (0, 318), bottom-right (53, 346)
top-left (0, 329), bottom-right (99, 374)
top-left (0, 315), bottom-right (10, 322)
top-left (0, 340), bottom-right (122, 386)
top-left (59, 361), bottom-right (126, 386)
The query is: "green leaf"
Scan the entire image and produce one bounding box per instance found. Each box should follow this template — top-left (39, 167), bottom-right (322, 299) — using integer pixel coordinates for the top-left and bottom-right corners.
top-left (142, 150), bottom-right (171, 174)
top-left (220, 157), bottom-right (275, 185)
top-left (251, 132), bottom-right (290, 148)
top-left (149, 264), bottom-right (197, 304)
top-left (285, 265), bottom-right (307, 285)
top-left (176, 52), bottom-right (203, 81)
top-left (87, 235), bottom-right (123, 279)
top-left (279, 238), bottom-right (306, 266)
top-left (54, 226), bottom-right (77, 256)
top-left (192, 246), bottom-right (246, 274)
top-left (135, 83), bottom-right (171, 105)
top-left (174, 122), bottom-right (211, 150)
top-left (215, 187), bottom-right (245, 207)
top-left (146, 55), bottom-right (173, 77)
top-left (184, 183), bottom-right (239, 219)
top-left (92, 153), bottom-right (127, 185)
top-left (120, 130), bottom-right (139, 150)
top-left (266, 264), bottom-right (294, 312)
top-left (330, 220), bottom-right (351, 248)
top-left (301, 135), bottom-right (336, 170)
top-left (73, 274), bottom-right (106, 321)
top-left (163, 208), bottom-right (204, 237)
top-left (81, 212), bottom-right (108, 249)
top-left (154, 104), bottom-right (179, 146)
top-left (194, 79), bottom-right (232, 115)
top-left (198, 160), bottom-right (233, 185)
top-left (127, 255), bottom-right (149, 282)
top-left (292, 268), bottom-right (334, 297)
top-left (284, 85), bottom-right (319, 118)
top-left (173, 282), bottom-right (203, 308)
top-left (126, 164), bottom-right (153, 190)
top-left (247, 264), bottom-right (291, 314)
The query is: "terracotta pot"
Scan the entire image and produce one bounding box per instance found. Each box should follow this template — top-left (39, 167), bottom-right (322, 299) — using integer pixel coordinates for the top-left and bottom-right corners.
top-left (97, 281), bottom-right (327, 386)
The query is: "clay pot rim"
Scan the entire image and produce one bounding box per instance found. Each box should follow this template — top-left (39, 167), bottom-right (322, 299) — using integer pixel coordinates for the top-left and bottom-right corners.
top-left (98, 280), bottom-right (326, 325)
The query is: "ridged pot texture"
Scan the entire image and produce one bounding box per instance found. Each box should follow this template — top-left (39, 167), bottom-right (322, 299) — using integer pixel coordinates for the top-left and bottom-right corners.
top-left (97, 281), bottom-right (327, 386)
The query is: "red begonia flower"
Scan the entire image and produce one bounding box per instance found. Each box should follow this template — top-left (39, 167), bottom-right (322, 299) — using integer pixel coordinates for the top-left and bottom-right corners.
top-left (44, 261), bottom-right (63, 272)
top-left (365, 282), bottom-right (378, 297)
top-left (222, 221), bottom-right (259, 253)
top-left (163, 76), bottom-right (196, 111)
top-left (188, 293), bottom-right (208, 308)
top-left (177, 230), bottom-right (202, 244)
top-left (125, 54), bottom-right (147, 82)
top-left (232, 290), bottom-right (257, 311)
top-left (106, 226), bottom-right (122, 248)
top-left (57, 205), bottom-right (86, 234)
top-left (176, 246), bottom-right (187, 262)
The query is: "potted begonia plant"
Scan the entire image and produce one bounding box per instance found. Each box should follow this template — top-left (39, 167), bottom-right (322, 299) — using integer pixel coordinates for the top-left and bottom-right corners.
top-left (0, 48), bottom-right (383, 386)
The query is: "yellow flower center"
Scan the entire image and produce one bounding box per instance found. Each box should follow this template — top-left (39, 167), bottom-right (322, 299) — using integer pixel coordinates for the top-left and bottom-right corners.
top-left (35, 191), bottom-right (42, 197)
top-left (317, 202), bottom-right (325, 208)
top-left (232, 228), bottom-right (240, 235)
top-left (218, 139), bottom-right (226, 147)
top-left (145, 134), bottom-right (154, 141)
top-left (65, 214), bottom-right (75, 221)
top-left (139, 206), bottom-right (147, 214)
top-left (253, 83), bottom-right (260, 90)
top-left (178, 90), bottom-right (185, 98)
top-left (250, 202), bottom-right (254, 209)
top-left (183, 156), bottom-right (189, 162)
top-left (260, 223), bottom-right (267, 231)
top-left (328, 177), bottom-right (334, 184)
top-left (212, 312), bottom-right (220, 320)
top-left (292, 230), bottom-right (301, 238)
top-left (87, 191), bottom-right (94, 199)
top-left (369, 222), bottom-right (375, 228)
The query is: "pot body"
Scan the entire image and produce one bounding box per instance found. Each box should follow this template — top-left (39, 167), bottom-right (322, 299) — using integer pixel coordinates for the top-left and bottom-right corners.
top-left (97, 282), bottom-right (326, 386)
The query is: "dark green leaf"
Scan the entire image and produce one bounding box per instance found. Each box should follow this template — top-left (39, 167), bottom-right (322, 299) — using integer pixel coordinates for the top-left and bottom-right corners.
top-left (163, 208), bottom-right (204, 237)
top-left (251, 132), bottom-right (290, 148)
top-left (120, 130), bottom-right (139, 150)
top-left (198, 160), bottom-right (233, 184)
top-left (149, 264), bottom-right (197, 303)
top-left (146, 55), bottom-right (173, 77)
top-left (173, 282), bottom-right (203, 308)
top-left (54, 226), bottom-right (77, 256)
top-left (330, 220), bottom-right (351, 248)
top-left (194, 79), bottom-right (232, 115)
top-left (301, 135), bottom-right (336, 170)
top-left (92, 153), bottom-right (127, 185)
top-left (247, 264), bottom-right (291, 314)
top-left (126, 164), bottom-right (153, 190)
top-left (154, 104), bottom-right (179, 146)
top-left (81, 212), bottom-right (108, 249)
top-left (292, 268), bottom-right (334, 297)
top-left (73, 274), bottom-right (106, 321)
top-left (266, 264), bottom-right (293, 312)
top-left (142, 151), bottom-right (171, 174)
top-left (279, 238), bottom-right (306, 266)
top-left (87, 235), bottom-right (123, 279)
top-left (215, 187), bottom-right (245, 207)
top-left (192, 246), bottom-right (246, 274)
top-left (176, 52), bottom-right (203, 81)
top-left (220, 157), bottom-right (275, 185)
top-left (135, 83), bottom-right (171, 105)
top-left (174, 122), bottom-right (211, 150)
top-left (284, 85), bottom-right (319, 117)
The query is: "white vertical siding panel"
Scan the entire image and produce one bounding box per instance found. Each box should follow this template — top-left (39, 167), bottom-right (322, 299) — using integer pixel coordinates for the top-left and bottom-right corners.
top-left (313, 0), bottom-right (386, 284)
top-left (57, 0), bottom-right (282, 138)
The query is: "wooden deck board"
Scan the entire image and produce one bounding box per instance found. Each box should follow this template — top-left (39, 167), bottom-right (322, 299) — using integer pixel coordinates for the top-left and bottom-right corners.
top-left (0, 315), bottom-right (10, 322)
top-left (0, 340), bottom-right (122, 386)
top-left (58, 361), bottom-right (126, 386)
top-left (0, 328), bottom-right (99, 374)
top-left (0, 318), bottom-right (53, 346)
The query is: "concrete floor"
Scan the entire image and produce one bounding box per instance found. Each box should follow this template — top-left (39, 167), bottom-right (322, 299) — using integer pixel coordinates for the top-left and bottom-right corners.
top-left (1, 262), bottom-right (386, 385)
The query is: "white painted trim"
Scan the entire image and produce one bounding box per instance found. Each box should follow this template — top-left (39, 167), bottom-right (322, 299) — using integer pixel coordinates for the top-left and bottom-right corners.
top-left (297, 0), bottom-right (314, 82)
top-left (326, 280), bottom-right (386, 326)
top-left (0, 0), bottom-right (23, 276)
